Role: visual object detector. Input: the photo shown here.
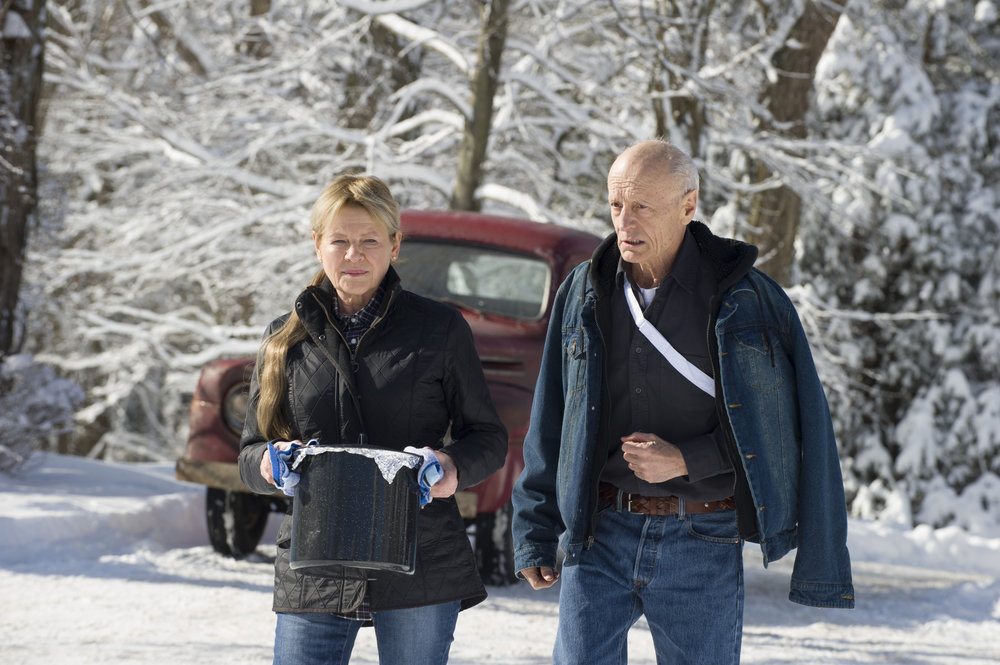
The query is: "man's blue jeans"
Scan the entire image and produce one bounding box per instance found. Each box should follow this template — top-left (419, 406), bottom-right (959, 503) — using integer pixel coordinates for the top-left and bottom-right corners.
top-left (273, 600), bottom-right (461, 665)
top-left (554, 499), bottom-right (744, 665)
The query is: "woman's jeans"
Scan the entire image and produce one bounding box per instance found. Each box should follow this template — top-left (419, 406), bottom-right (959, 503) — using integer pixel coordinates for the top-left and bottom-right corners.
top-left (273, 600), bottom-right (461, 665)
top-left (554, 501), bottom-right (745, 665)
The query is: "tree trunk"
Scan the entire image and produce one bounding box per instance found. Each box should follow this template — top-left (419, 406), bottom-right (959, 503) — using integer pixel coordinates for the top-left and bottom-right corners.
top-left (1, 0), bottom-right (46, 358)
top-left (344, 18), bottom-right (423, 130)
top-left (451, 0), bottom-right (510, 211)
top-left (663, 0), bottom-right (714, 158)
top-left (746, 0), bottom-right (846, 285)
top-left (238, 0), bottom-right (272, 58)
top-left (134, 0), bottom-right (212, 77)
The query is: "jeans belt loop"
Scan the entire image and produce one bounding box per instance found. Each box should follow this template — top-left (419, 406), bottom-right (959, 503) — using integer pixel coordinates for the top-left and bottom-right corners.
top-left (677, 496), bottom-right (686, 518)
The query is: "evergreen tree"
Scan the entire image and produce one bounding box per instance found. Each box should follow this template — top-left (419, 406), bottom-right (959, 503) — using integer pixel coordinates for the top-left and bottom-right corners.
top-left (801, 0), bottom-right (1000, 532)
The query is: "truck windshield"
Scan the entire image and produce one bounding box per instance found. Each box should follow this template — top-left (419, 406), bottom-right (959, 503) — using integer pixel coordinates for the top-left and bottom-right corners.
top-left (395, 240), bottom-right (551, 321)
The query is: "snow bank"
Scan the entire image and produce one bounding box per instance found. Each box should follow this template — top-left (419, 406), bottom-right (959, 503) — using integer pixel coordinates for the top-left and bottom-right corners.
top-left (2, 454), bottom-right (999, 665)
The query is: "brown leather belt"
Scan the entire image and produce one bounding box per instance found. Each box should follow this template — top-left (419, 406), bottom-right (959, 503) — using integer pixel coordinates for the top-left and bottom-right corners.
top-left (598, 482), bottom-right (735, 516)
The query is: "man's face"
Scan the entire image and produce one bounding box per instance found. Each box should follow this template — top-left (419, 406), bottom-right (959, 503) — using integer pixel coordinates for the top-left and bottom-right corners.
top-left (607, 152), bottom-right (697, 282)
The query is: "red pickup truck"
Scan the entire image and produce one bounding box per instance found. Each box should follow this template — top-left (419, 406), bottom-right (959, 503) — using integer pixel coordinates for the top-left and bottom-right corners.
top-left (175, 210), bottom-right (600, 584)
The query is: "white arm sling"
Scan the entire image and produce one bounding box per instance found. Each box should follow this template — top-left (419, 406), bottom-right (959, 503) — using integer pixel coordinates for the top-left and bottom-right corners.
top-left (623, 280), bottom-right (716, 398)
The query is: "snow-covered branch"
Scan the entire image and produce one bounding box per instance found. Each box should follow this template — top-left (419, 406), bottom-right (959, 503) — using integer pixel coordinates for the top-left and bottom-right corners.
top-left (373, 13), bottom-right (470, 75)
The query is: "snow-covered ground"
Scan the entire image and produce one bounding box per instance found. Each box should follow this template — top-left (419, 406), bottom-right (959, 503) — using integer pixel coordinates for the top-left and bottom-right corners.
top-left (1, 453), bottom-right (998, 664)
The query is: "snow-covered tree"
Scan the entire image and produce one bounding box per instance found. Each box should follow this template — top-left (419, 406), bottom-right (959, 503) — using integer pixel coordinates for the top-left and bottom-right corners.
top-left (801, 0), bottom-right (1000, 533)
top-left (0, 354), bottom-right (84, 474)
top-left (19, 0), bottom-right (875, 452)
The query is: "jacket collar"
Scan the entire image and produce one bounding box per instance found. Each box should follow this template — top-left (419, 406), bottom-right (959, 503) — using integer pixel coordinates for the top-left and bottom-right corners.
top-left (687, 221), bottom-right (757, 294)
top-left (301, 266), bottom-right (403, 324)
top-left (589, 221), bottom-right (757, 298)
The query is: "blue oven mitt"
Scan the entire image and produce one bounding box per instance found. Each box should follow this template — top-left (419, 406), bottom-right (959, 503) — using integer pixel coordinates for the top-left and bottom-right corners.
top-left (403, 446), bottom-right (444, 506)
top-left (267, 440), bottom-right (314, 496)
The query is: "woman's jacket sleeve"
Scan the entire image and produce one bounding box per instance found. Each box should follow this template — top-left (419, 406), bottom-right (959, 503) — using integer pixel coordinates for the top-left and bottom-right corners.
top-left (439, 311), bottom-right (508, 491)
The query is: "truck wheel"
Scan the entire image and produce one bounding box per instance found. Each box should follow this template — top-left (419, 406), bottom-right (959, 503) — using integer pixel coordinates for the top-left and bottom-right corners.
top-left (205, 488), bottom-right (270, 558)
top-left (474, 500), bottom-right (518, 586)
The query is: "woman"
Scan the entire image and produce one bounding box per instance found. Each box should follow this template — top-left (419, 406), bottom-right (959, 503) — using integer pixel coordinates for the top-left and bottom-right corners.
top-left (238, 174), bottom-right (507, 665)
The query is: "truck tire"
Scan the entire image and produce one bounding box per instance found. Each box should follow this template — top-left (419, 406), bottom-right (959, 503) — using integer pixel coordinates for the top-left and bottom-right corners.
top-left (205, 488), bottom-right (270, 558)
top-left (474, 500), bottom-right (519, 586)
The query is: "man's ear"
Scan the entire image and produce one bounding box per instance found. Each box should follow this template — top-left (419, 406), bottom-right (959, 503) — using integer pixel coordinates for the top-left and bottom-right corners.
top-left (682, 190), bottom-right (698, 222)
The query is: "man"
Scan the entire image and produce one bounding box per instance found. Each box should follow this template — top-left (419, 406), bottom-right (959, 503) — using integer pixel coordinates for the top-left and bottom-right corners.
top-left (511, 140), bottom-right (854, 664)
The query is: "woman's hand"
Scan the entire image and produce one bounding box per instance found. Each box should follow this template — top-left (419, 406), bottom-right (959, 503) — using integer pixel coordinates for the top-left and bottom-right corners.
top-left (426, 447), bottom-right (459, 498)
top-left (259, 440), bottom-right (299, 485)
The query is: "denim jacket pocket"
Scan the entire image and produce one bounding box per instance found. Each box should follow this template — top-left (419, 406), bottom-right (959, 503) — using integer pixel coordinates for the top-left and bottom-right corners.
top-left (563, 327), bottom-right (588, 394)
top-left (563, 328), bottom-right (586, 359)
top-left (732, 328), bottom-right (785, 394)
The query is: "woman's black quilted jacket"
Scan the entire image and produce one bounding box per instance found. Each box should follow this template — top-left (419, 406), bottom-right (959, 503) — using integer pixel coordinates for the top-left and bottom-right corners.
top-left (238, 270), bottom-right (507, 614)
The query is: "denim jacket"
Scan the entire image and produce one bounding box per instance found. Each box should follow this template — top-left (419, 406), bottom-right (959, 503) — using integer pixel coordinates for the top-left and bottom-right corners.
top-left (512, 223), bottom-right (855, 609)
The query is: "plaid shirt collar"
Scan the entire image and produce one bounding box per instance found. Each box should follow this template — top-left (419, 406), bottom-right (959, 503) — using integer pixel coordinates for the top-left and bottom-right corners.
top-left (332, 281), bottom-right (388, 350)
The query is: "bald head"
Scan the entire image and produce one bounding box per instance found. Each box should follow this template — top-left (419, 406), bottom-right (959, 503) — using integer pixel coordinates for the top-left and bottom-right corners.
top-left (611, 140), bottom-right (699, 198)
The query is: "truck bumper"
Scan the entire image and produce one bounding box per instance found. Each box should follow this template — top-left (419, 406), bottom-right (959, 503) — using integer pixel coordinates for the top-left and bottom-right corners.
top-left (175, 458), bottom-right (255, 493)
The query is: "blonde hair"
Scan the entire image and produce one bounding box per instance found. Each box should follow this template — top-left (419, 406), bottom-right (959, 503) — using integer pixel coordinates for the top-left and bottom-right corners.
top-left (253, 174), bottom-right (401, 440)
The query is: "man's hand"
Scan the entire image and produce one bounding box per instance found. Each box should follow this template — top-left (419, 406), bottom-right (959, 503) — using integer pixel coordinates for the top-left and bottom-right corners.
top-left (621, 432), bottom-right (688, 483)
top-left (427, 448), bottom-right (459, 498)
top-left (520, 566), bottom-right (559, 590)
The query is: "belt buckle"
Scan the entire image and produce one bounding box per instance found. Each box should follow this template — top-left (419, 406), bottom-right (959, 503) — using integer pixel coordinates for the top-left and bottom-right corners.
top-left (626, 492), bottom-right (634, 513)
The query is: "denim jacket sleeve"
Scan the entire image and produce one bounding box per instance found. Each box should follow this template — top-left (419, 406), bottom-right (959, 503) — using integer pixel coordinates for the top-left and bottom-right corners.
top-left (511, 265), bottom-right (581, 574)
top-left (784, 295), bottom-right (855, 609)
top-left (721, 274), bottom-right (855, 609)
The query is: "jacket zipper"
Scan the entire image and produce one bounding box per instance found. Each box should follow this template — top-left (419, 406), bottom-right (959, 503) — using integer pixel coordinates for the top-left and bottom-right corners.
top-left (305, 286), bottom-right (397, 440)
top-left (349, 287), bottom-right (398, 367)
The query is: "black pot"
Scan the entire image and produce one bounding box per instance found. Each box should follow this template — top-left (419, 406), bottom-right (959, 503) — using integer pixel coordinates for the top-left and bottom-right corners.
top-left (290, 447), bottom-right (421, 574)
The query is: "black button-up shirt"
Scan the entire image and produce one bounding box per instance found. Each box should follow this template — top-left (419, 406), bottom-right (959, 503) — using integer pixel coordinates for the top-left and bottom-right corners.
top-left (599, 230), bottom-right (734, 501)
